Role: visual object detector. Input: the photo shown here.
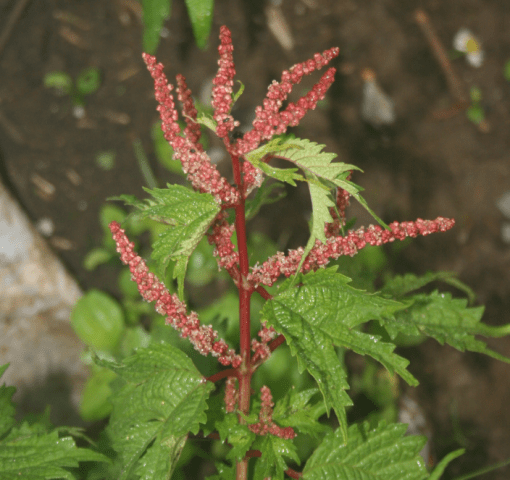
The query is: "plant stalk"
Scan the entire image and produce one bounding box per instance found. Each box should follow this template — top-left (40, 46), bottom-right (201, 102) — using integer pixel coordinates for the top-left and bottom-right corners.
top-left (232, 153), bottom-right (253, 479)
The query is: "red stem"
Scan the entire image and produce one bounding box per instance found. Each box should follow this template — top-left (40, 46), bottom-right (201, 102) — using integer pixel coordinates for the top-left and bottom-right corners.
top-left (231, 153), bottom-right (253, 479)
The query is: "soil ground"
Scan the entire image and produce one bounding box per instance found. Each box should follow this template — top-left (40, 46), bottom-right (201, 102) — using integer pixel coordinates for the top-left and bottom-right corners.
top-left (1, 0), bottom-right (509, 478)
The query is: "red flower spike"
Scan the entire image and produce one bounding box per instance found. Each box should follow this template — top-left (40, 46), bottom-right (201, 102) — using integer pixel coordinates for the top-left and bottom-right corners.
top-left (251, 321), bottom-right (277, 362)
top-left (207, 214), bottom-right (239, 271)
top-left (212, 26), bottom-right (238, 141)
top-left (235, 46), bottom-right (340, 157)
top-left (109, 221), bottom-right (241, 368)
top-left (248, 217), bottom-right (455, 287)
top-left (176, 74), bottom-right (202, 149)
top-left (224, 377), bottom-right (238, 413)
top-left (248, 386), bottom-right (296, 439)
top-left (143, 53), bottom-right (239, 205)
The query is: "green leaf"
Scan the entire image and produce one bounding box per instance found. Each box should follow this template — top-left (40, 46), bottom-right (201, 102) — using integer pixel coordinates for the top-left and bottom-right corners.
top-left (232, 80), bottom-right (245, 105)
top-left (252, 435), bottom-right (300, 480)
top-left (244, 138), bottom-right (306, 186)
top-left (382, 271), bottom-right (477, 305)
top-left (79, 368), bottom-right (117, 421)
top-left (0, 424), bottom-right (109, 480)
top-left (142, 0), bottom-right (171, 54)
top-left (70, 289), bottom-right (125, 352)
top-left (186, 237), bottom-right (218, 286)
top-left (380, 291), bottom-right (510, 363)
top-left (382, 271), bottom-right (459, 297)
top-left (273, 388), bottom-right (328, 437)
top-left (95, 150), bottom-right (116, 171)
top-left (261, 267), bottom-right (415, 443)
top-left (206, 462), bottom-right (236, 480)
top-left (246, 137), bottom-right (387, 278)
top-left (504, 60), bottom-right (510, 82)
top-left (83, 247), bottom-right (113, 271)
top-left (303, 421), bottom-right (428, 480)
top-left (428, 449), bottom-right (464, 480)
top-left (76, 67), bottom-right (102, 96)
top-left (466, 104), bottom-right (484, 125)
top-left (151, 121), bottom-right (185, 176)
top-left (0, 364), bottom-right (16, 439)
top-left (99, 203), bottom-right (127, 239)
top-left (114, 184), bottom-right (221, 299)
top-left (216, 413), bottom-right (256, 462)
top-left (95, 343), bottom-right (214, 480)
top-left (43, 71), bottom-right (73, 95)
top-left (184, 0), bottom-right (214, 50)
top-left (196, 112), bottom-right (217, 132)
top-left (245, 180), bottom-right (286, 220)
top-left (198, 291), bottom-right (240, 338)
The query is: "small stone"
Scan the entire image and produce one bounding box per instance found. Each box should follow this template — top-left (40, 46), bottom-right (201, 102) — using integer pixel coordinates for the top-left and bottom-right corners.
top-left (361, 68), bottom-right (395, 126)
top-left (496, 191), bottom-right (510, 219)
top-left (501, 222), bottom-right (510, 244)
top-left (35, 218), bottom-right (55, 237)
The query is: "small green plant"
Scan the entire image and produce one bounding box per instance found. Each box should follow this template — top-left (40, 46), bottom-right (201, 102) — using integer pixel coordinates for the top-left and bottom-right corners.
top-left (95, 151), bottom-right (116, 171)
top-left (44, 67), bottom-right (101, 109)
top-left (504, 59), bottom-right (510, 82)
top-left (466, 86), bottom-right (485, 125)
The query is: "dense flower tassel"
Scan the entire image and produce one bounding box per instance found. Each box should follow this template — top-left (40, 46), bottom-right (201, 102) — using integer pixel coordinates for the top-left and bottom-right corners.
top-left (143, 53), bottom-right (239, 205)
top-left (248, 386), bottom-right (296, 439)
top-left (236, 47), bottom-right (340, 194)
top-left (235, 46), bottom-right (340, 157)
top-left (251, 321), bottom-right (277, 362)
top-left (248, 217), bottom-right (455, 287)
top-left (326, 176), bottom-right (352, 237)
top-left (208, 212), bottom-right (239, 272)
top-left (224, 377), bottom-right (239, 413)
top-left (109, 221), bottom-right (241, 368)
top-left (176, 74), bottom-right (202, 149)
top-left (212, 26), bottom-right (239, 141)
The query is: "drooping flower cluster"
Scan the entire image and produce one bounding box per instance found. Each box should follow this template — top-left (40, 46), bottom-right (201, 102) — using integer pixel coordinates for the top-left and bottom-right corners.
top-left (248, 386), bottom-right (296, 439)
top-left (109, 221), bottom-right (241, 368)
top-left (248, 217), bottom-right (455, 287)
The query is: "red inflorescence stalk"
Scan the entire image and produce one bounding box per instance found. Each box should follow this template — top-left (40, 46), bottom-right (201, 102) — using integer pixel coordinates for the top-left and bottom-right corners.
top-left (109, 221), bottom-right (241, 368)
top-left (248, 217), bottom-right (455, 287)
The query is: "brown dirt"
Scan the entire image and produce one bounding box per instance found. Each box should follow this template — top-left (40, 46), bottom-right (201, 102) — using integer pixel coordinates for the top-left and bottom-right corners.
top-left (1, 0), bottom-right (509, 478)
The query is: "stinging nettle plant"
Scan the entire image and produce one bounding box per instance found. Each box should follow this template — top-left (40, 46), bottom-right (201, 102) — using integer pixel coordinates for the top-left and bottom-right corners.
top-left (2, 25), bottom-right (510, 480)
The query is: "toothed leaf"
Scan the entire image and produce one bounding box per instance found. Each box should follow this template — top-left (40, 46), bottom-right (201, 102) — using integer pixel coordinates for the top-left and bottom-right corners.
top-left (303, 421), bottom-right (428, 479)
top-left (95, 343), bottom-right (214, 480)
top-left (111, 184), bottom-right (220, 299)
top-left (261, 267), bottom-right (415, 443)
top-left (380, 291), bottom-right (510, 363)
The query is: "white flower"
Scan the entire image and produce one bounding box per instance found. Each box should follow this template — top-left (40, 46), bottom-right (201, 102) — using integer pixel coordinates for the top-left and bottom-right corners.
top-left (453, 28), bottom-right (484, 68)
